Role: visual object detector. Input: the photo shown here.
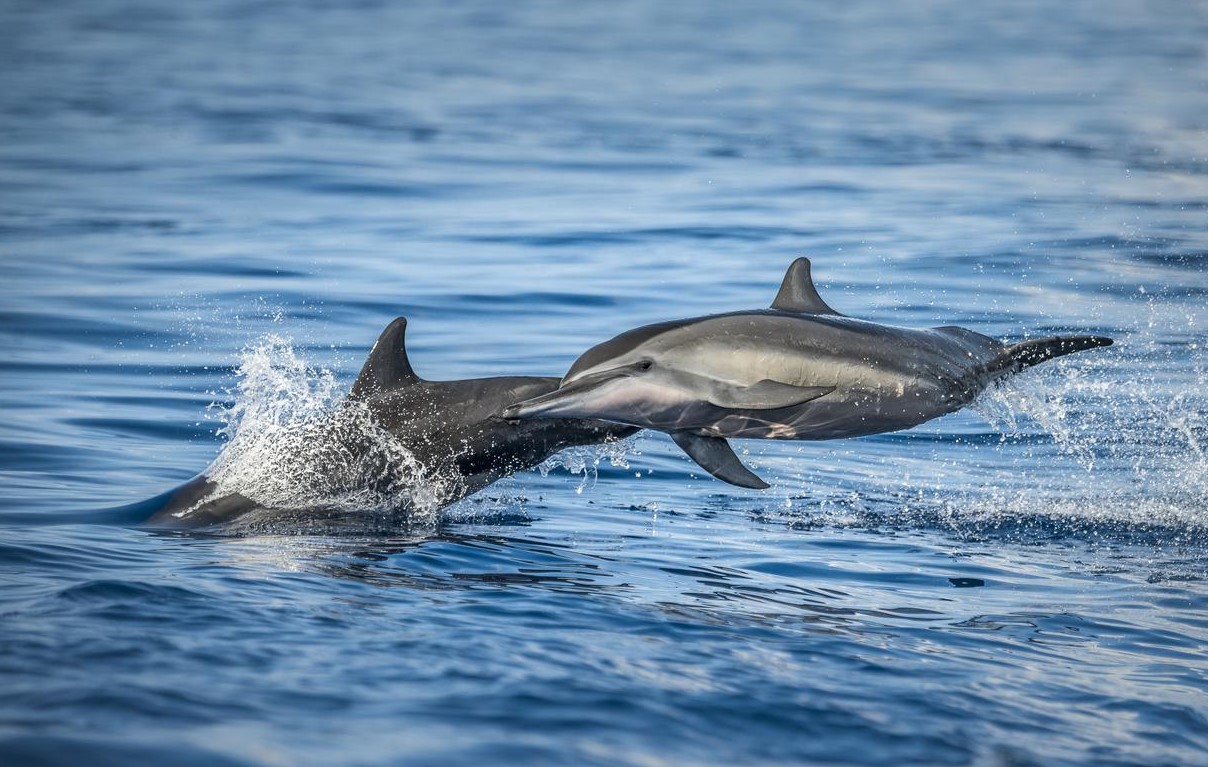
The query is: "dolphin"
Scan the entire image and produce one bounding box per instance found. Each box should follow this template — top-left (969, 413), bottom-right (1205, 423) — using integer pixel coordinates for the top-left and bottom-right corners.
top-left (146, 317), bottom-right (636, 528)
top-left (502, 258), bottom-right (1113, 489)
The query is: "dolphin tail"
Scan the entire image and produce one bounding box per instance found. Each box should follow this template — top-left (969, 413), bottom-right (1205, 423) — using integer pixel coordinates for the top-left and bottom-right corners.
top-left (997, 334), bottom-right (1113, 376)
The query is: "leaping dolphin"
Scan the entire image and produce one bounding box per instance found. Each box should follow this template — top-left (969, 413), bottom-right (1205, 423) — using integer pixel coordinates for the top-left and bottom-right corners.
top-left (502, 258), bottom-right (1113, 489)
top-left (146, 317), bottom-right (636, 528)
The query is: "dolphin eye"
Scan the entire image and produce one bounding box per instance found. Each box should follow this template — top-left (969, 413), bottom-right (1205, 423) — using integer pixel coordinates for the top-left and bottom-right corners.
top-left (637, 359), bottom-right (654, 372)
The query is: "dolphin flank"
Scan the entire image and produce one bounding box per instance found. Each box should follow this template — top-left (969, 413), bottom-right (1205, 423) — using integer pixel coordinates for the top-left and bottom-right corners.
top-left (502, 258), bottom-right (1112, 489)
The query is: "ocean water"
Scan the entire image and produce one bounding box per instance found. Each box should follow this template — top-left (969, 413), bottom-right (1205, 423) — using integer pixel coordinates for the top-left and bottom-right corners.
top-left (1, 0), bottom-right (1206, 765)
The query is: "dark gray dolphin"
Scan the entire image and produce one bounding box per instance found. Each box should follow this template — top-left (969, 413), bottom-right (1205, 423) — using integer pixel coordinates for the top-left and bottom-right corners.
top-left (502, 258), bottom-right (1113, 489)
top-left (146, 317), bottom-right (635, 528)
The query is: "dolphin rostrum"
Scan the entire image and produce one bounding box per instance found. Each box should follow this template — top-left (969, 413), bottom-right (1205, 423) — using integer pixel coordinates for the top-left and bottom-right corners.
top-left (146, 317), bottom-right (636, 528)
top-left (502, 258), bottom-right (1113, 489)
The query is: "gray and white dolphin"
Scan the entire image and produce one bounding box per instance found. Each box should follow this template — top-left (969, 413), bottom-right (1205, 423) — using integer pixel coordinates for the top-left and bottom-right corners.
top-left (146, 317), bottom-right (636, 528)
top-left (502, 258), bottom-right (1113, 489)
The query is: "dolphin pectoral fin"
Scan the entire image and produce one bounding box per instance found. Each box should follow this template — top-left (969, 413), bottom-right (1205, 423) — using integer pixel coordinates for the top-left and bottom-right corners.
top-left (707, 380), bottom-right (834, 410)
top-left (770, 257), bottom-right (842, 315)
top-left (671, 432), bottom-right (770, 489)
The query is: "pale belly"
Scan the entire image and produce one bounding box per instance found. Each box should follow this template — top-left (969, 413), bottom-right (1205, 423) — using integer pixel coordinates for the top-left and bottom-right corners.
top-left (695, 381), bottom-right (966, 440)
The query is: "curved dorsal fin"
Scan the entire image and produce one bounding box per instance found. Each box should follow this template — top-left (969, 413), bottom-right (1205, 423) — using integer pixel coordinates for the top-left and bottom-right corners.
top-left (770, 257), bottom-right (841, 315)
top-left (350, 317), bottom-right (421, 399)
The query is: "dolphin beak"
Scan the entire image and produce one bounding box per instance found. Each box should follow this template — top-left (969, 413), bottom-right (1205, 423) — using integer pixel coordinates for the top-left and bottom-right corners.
top-left (501, 388), bottom-right (577, 420)
top-left (502, 364), bottom-right (635, 420)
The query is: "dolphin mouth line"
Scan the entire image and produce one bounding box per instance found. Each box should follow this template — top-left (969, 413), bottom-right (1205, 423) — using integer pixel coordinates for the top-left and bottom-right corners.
top-left (502, 362), bottom-right (643, 420)
top-left (501, 391), bottom-right (566, 420)
top-left (559, 360), bottom-right (650, 388)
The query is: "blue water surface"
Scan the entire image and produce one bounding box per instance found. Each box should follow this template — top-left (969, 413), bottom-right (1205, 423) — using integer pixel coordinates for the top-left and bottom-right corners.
top-left (2, 1), bottom-right (1206, 765)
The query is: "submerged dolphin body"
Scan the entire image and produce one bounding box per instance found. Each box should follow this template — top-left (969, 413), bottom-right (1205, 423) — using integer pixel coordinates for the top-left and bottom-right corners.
top-left (503, 259), bottom-right (1113, 489)
top-left (146, 318), bottom-right (635, 528)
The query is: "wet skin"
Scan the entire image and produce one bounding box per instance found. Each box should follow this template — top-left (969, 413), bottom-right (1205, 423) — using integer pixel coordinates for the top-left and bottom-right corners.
top-left (503, 258), bottom-right (1112, 488)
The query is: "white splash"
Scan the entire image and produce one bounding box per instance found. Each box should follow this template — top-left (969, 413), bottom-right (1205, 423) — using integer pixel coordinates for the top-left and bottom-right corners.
top-left (964, 351), bottom-right (1208, 531)
top-left (201, 335), bottom-right (458, 526)
top-left (538, 438), bottom-right (635, 495)
top-left (756, 341), bottom-right (1207, 548)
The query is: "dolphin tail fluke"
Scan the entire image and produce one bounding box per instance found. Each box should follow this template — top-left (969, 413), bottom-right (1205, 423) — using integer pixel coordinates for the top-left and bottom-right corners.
top-left (671, 432), bottom-right (770, 489)
top-left (1000, 335), bottom-right (1113, 374)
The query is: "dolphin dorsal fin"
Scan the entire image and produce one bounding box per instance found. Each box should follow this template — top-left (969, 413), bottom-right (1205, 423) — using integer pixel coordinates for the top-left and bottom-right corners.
top-left (770, 257), bottom-right (841, 315)
top-left (350, 317), bottom-right (421, 398)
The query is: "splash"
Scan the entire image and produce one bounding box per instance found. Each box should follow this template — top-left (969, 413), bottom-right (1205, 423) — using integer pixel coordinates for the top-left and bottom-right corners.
top-left (752, 342), bottom-right (1208, 556)
top-left (538, 438), bottom-right (636, 494)
top-left (201, 335), bottom-right (459, 527)
top-left (972, 353), bottom-right (1208, 526)
top-left (805, 350), bottom-right (1208, 547)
